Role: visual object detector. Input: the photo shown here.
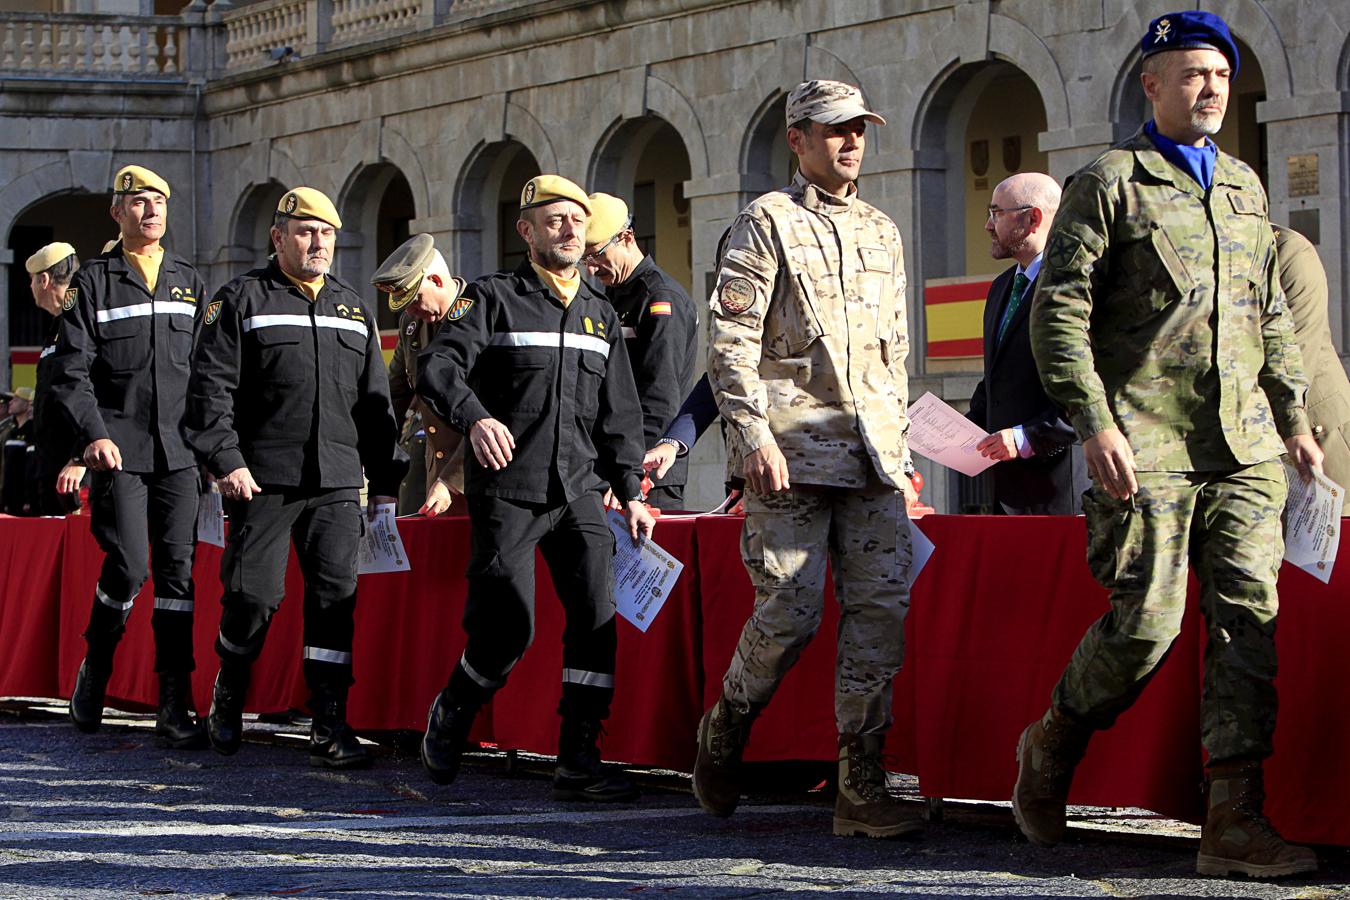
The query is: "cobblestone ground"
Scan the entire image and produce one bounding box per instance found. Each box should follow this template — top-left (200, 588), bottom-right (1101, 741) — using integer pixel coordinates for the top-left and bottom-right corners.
top-left (0, 702), bottom-right (1346, 899)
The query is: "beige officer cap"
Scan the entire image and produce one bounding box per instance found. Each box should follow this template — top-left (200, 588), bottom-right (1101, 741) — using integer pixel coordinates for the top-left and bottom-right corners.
top-left (372, 233), bottom-right (436, 312)
top-left (785, 80), bottom-right (886, 127)
top-left (585, 193), bottom-right (632, 247)
top-left (277, 187), bottom-right (342, 229)
top-left (25, 242), bottom-right (77, 274)
top-left (520, 175), bottom-right (591, 215)
top-left (113, 165), bottom-right (171, 198)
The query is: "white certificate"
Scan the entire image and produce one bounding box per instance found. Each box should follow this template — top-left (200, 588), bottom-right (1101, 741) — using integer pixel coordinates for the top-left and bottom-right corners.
top-left (907, 519), bottom-right (935, 586)
top-left (905, 391), bottom-right (996, 477)
top-left (1282, 464), bottom-right (1343, 584)
top-left (197, 487), bottom-right (225, 548)
top-left (607, 511), bottom-right (685, 633)
top-left (358, 503), bottom-right (411, 575)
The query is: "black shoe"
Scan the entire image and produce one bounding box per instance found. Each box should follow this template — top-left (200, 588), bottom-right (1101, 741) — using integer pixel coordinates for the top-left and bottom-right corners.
top-left (206, 666), bottom-right (250, 756)
top-left (309, 687), bottom-right (370, 769)
top-left (553, 717), bottom-right (639, 803)
top-left (69, 658), bottom-right (111, 734)
top-left (421, 689), bottom-right (478, 785)
top-left (156, 672), bottom-right (208, 750)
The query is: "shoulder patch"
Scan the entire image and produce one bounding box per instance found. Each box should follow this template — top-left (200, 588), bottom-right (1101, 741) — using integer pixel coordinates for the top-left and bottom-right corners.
top-left (718, 277), bottom-right (755, 314)
top-left (204, 300), bottom-right (222, 325)
top-left (447, 294), bottom-right (475, 321)
top-left (648, 301), bottom-right (673, 316)
top-left (62, 288), bottom-right (78, 312)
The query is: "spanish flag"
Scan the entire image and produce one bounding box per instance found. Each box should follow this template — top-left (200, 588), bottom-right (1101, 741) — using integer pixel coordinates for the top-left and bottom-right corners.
top-left (648, 301), bottom-right (672, 316)
top-left (924, 276), bottom-right (993, 359)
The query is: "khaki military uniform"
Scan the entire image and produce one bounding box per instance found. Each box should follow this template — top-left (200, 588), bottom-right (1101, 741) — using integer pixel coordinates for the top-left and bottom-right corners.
top-left (708, 171), bottom-right (913, 735)
top-left (1274, 225), bottom-right (1350, 487)
top-left (388, 312), bottom-right (465, 513)
top-left (1031, 127), bottom-right (1310, 762)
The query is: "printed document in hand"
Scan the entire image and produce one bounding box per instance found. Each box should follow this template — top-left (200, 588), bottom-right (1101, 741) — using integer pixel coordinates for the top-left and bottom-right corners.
top-left (1282, 464), bottom-right (1343, 584)
top-left (358, 503), bottom-right (411, 574)
top-left (905, 392), bottom-right (995, 477)
top-left (197, 487), bottom-right (225, 548)
top-left (607, 511), bottom-right (685, 632)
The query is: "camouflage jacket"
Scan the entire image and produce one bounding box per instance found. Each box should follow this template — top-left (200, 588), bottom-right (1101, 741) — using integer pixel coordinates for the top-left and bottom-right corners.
top-left (1030, 127), bottom-right (1309, 472)
top-left (707, 171), bottom-right (910, 489)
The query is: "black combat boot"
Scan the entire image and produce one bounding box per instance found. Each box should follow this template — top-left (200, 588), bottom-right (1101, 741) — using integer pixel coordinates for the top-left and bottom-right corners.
top-left (155, 671), bottom-right (207, 750)
top-left (309, 685), bottom-right (370, 769)
top-left (69, 657), bottom-right (113, 734)
top-left (421, 689), bottom-right (480, 785)
top-left (206, 662), bottom-right (251, 756)
top-left (553, 717), bottom-right (639, 802)
top-left (692, 695), bottom-right (761, 817)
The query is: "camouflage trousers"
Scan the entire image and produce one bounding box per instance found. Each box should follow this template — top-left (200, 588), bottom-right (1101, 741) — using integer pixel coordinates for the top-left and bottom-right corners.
top-left (1054, 460), bottom-right (1287, 762)
top-left (722, 485), bottom-right (913, 735)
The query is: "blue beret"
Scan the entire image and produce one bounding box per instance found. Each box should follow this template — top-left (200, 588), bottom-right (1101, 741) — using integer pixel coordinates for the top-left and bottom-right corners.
top-left (1141, 11), bottom-right (1240, 78)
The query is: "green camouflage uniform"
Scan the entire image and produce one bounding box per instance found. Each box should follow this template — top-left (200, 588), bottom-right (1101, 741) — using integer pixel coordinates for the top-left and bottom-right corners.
top-left (1030, 126), bottom-right (1310, 762)
top-left (708, 171), bottom-right (913, 735)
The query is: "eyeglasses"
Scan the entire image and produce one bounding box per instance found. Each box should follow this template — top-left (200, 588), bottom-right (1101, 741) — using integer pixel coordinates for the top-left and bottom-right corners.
top-left (987, 205), bottom-right (1033, 220)
top-left (580, 217), bottom-right (634, 264)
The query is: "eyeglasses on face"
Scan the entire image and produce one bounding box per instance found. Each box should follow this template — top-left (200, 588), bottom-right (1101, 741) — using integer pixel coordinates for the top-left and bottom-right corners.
top-left (987, 205), bottom-right (1033, 220)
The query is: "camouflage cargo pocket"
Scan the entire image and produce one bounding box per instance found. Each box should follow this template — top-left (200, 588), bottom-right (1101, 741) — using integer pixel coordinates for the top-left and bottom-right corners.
top-left (1080, 489), bottom-right (1144, 589)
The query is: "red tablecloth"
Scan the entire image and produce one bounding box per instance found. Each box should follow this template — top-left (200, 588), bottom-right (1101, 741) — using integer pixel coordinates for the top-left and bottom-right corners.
top-left (1, 511), bottom-right (1346, 846)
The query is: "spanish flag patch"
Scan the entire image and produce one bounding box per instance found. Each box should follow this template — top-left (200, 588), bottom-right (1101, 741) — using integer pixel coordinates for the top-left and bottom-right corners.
top-left (648, 301), bottom-right (672, 316)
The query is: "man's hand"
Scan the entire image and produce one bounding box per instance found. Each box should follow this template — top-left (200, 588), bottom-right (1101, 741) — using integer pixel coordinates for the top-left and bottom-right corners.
top-left (1285, 433), bottom-right (1325, 483)
top-left (367, 494), bottom-right (397, 520)
top-left (419, 481), bottom-right (455, 517)
top-left (900, 478), bottom-right (918, 509)
top-left (643, 442), bottom-right (678, 479)
top-left (469, 418), bottom-right (515, 470)
top-left (219, 467), bottom-right (262, 501)
top-left (83, 439), bottom-right (122, 472)
top-left (601, 488), bottom-right (622, 512)
top-left (976, 428), bottom-right (1019, 461)
top-left (1084, 427), bottom-right (1139, 500)
top-left (744, 444), bottom-right (791, 494)
top-left (622, 499), bottom-right (656, 543)
top-left (56, 462), bottom-right (86, 495)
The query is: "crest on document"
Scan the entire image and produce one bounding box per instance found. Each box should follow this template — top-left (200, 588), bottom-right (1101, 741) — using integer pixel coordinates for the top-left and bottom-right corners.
top-left (719, 277), bottom-right (755, 315)
top-left (205, 300), bottom-right (222, 325)
top-left (447, 294), bottom-right (475, 322)
top-left (1154, 18), bottom-right (1171, 43)
top-left (62, 288), bottom-right (78, 311)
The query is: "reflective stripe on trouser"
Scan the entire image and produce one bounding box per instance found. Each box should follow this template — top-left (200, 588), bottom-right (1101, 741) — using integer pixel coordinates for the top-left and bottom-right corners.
top-left (722, 485), bottom-right (913, 735)
top-left (85, 466), bottom-right (199, 672)
top-left (217, 487), bottom-right (361, 690)
top-left (1053, 460), bottom-right (1287, 762)
top-left (449, 492), bottom-right (618, 720)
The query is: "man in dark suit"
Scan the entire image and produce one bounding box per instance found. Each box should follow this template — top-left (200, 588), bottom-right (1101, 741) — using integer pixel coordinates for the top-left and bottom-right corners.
top-left (967, 173), bottom-right (1088, 514)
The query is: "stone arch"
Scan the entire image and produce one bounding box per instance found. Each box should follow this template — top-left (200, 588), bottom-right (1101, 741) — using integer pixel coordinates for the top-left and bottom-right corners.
top-left (1338, 27), bottom-right (1350, 90)
top-left (740, 90), bottom-right (791, 199)
top-left (335, 162), bottom-right (416, 296)
top-left (987, 12), bottom-right (1071, 132)
top-left (378, 123), bottom-right (432, 223)
top-left (220, 179), bottom-right (288, 278)
top-left (503, 101), bottom-right (558, 175)
top-left (641, 74), bottom-right (709, 180)
top-left (451, 139), bottom-right (540, 281)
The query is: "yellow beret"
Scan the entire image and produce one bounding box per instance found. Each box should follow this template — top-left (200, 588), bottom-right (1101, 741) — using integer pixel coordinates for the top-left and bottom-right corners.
top-left (520, 175), bottom-right (590, 215)
top-left (3, 386), bottom-right (34, 403)
top-left (25, 242), bottom-right (78, 274)
top-left (102, 238), bottom-right (121, 253)
top-left (277, 187), bottom-right (342, 229)
top-left (585, 193), bottom-right (631, 246)
top-left (113, 165), bottom-right (171, 198)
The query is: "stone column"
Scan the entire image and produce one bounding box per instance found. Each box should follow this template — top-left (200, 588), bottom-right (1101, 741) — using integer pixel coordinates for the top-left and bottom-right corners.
top-left (0, 248), bottom-right (12, 392)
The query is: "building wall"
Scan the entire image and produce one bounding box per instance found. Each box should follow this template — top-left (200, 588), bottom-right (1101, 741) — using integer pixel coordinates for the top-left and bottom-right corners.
top-left (2, 0), bottom-right (1348, 512)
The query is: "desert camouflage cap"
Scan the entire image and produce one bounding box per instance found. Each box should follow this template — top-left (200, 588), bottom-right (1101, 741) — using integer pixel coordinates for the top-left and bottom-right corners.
top-left (785, 80), bottom-right (885, 127)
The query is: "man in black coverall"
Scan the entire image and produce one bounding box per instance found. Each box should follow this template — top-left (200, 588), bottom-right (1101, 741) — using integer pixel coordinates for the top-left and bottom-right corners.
top-left (185, 187), bottom-right (407, 768)
top-left (417, 174), bottom-right (655, 801)
top-left (51, 165), bottom-right (208, 749)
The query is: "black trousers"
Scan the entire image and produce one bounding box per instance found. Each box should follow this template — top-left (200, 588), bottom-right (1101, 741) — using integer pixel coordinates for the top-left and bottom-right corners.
top-left (34, 464), bottom-right (80, 516)
top-left (449, 491), bottom-right (618, 721)
top-left (645, 483), bottom-right (685, 511)
top-left (85, 466), bottom-right (199, 673)
top-left (217, 487), bottom-right (362, 691)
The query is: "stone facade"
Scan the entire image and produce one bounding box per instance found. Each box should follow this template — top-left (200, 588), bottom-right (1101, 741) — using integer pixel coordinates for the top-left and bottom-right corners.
top-left (2, 0), bottom-right (1347, 512)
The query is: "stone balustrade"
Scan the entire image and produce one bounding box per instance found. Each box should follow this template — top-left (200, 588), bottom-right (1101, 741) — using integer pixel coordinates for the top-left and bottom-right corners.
top-left (0, 12), bottom-right (185, 78)
top-left (221, 0), bottom-right (309, 71)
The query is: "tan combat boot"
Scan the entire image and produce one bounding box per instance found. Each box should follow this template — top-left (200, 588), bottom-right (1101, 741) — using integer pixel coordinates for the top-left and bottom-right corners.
top-left (1012, 707), bottom-right (1092, 847)
top-left (1195, 759), bottom-right (1317, 878)
top-left (833, 733), bottom-right (924, 839)
top-left (692, 696), bottom-right (759, 817)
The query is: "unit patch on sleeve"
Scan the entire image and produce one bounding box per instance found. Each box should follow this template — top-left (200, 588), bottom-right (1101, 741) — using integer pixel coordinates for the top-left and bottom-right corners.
top-left (718, 277), bottom-right (755, 314)
top-left (62, 288), bottom-right (78, 312)
top-left (447, 294), bottom-right (475, 321)
top-left (204, 300), bottom-right (222, 325)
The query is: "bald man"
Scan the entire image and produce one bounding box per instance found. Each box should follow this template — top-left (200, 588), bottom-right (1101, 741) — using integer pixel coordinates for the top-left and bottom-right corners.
top-left (966, 173), bottom-right (1088, 514)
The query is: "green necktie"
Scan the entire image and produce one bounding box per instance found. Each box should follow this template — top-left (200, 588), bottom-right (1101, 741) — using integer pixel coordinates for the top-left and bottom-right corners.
top-left (997, 272), bottom-right (1030, 344)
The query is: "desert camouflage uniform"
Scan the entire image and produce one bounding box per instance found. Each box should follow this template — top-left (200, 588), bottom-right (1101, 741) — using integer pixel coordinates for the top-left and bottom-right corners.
top-left (1030, 126), bottom-right (1310, 762)
top-left (708, 171), bottom-right (913, 734)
